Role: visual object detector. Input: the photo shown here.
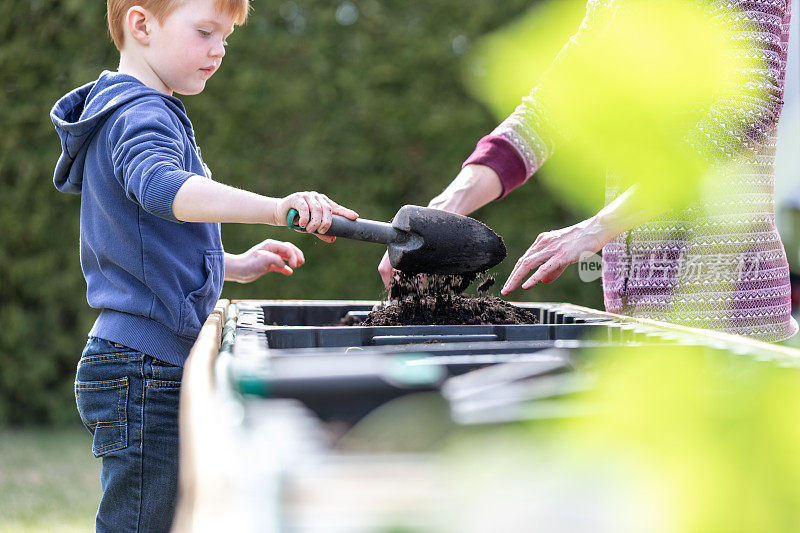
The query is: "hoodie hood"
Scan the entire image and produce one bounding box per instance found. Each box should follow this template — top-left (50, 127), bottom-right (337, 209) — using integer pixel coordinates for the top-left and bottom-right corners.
top-left (51, 71), bottom-right (191, 193)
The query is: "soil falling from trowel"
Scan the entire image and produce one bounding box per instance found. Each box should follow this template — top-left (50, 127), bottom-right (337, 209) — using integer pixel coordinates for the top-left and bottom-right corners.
top-left (361, 272), bottom-right (539, 326)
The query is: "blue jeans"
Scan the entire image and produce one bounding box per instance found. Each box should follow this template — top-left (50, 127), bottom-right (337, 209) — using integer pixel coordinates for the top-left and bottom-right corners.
top-left (75, 337), bottom-right (184, 532)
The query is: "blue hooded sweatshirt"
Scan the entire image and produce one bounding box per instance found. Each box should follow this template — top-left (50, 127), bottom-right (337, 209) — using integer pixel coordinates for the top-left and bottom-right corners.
top-left (51, 71), bottom-right (224, 366)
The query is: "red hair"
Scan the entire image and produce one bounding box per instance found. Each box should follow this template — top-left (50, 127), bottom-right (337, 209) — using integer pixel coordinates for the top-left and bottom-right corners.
top-left (107, 0), bottom-right (250, 50)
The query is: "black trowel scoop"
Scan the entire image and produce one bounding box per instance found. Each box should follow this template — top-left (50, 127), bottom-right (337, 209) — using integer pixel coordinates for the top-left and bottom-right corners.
top-left (287, 205), bottom-right (507, 275)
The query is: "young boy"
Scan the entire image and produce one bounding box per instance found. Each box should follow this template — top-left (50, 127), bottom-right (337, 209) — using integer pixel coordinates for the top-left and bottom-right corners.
top-left (50, 1), bottom-right (357, 530)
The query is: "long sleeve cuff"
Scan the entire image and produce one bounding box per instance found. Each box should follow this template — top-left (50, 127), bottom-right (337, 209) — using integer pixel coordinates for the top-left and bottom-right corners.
top-left (142, 165), bottom-right (194, 222)
top-left (463, 135), bottom-right (527, 199)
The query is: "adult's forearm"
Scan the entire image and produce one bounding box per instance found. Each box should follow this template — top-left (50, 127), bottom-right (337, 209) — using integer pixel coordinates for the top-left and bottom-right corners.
top-left (172, 175), bottom-right (280, 225)
top-left (428, 164), bottom-right (503, 215)
top-left (592, 185), bottom-right (665, 241)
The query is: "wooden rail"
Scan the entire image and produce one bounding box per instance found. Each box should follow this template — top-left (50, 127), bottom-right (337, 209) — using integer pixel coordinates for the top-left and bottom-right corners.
top-left (173, 299), bottom-right (228, 533)
top-left (559, 302), bottom-right (800, 358)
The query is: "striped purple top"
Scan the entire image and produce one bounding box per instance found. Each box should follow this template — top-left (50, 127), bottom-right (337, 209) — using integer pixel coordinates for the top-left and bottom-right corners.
top-left (467, 0), bottom-right (798, 341)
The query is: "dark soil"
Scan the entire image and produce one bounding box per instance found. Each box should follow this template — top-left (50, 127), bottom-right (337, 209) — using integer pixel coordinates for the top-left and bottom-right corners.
top-left (360, 272), bottom-right (539, 326)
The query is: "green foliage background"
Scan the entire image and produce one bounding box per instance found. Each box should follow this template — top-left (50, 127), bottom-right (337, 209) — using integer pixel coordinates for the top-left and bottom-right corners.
top-left (0, 0), bottom-right (600, 425)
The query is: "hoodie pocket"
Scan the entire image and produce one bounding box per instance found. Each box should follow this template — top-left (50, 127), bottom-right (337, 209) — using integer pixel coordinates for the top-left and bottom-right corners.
top-left (178, 250), bottom-right (224, 337)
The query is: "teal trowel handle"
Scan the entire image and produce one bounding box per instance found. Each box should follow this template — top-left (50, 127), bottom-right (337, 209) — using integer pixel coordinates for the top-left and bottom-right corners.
top-left (286, 208), bottom-right (304, 230)
top-left (286, 208), bottom-right (399, 245)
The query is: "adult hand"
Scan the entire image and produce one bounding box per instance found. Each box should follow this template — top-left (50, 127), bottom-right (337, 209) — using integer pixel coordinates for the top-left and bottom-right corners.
top-left (378, 251), bottom-right (395, 290)
top-left (378, 164), bottom-right (503, 290)
top-left (225, 239), bottom-right (305, 283)
top-left (500, 216), bottom-right (614, 295)
top-left (277, 192), bottom-right (359, 243)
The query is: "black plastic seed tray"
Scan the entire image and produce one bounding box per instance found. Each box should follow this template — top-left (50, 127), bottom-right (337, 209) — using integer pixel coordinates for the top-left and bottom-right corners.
top-left (231, 339), bottom-right (587, 377)
top-left (232, 351), bottom-right (448, 422)
top-left (233, 301), bottom-right (621, 349)
top-left (237, 301), bottom-right (615, 326)
top-left (229, 341), bottom-right (593, 422)
top-left (239, 323), bottom-right (620, 349)
top-left (226, 301), bottom-right (800, 428)
top-left (254, 301), bottom-right (377, 326)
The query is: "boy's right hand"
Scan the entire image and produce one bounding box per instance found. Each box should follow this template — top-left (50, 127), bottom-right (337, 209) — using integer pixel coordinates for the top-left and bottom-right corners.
top-left (277, 192), bottom-right (359, 243)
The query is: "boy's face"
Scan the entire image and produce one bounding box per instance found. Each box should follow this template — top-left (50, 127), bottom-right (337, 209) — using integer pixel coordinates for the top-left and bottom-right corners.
top-left (145, 0), bottom-right (235, 95)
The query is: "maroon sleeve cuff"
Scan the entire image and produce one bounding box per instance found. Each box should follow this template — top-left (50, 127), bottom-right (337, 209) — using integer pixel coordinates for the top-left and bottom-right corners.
top-left (463, 135), bottom-right (527, 199)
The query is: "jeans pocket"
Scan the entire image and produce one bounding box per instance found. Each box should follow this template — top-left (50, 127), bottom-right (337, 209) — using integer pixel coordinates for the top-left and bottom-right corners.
top-left (75, 377), bottom-right (129, 457)
top-left (148, 354), bottom-right (184, 381)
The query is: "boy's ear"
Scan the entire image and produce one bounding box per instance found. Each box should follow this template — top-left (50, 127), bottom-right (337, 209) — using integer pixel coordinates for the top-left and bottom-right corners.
top-left (125, 6), bottom-right (153, 45)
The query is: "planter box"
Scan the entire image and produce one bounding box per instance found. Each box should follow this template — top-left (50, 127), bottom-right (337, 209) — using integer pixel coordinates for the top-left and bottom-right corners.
top-left (174, 300), bottom-right (800, 533)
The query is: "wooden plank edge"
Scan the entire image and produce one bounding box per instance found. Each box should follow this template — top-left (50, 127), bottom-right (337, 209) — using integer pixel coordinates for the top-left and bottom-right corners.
top-left (557, 302), bottom-right (800, 358)
top-left (173, 299), bottom-right (229, 532)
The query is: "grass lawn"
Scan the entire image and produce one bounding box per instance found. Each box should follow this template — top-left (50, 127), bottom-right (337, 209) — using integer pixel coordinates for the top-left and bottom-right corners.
top-left (0, 426), bottom-right (100, 532)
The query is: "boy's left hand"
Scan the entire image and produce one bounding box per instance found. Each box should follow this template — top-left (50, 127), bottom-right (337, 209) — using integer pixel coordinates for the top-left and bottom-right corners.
top-left (225, 239), bottom-right (305, 283)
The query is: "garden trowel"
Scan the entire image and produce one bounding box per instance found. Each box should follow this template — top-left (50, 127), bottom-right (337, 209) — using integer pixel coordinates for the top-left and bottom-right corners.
top-left (287, 205), bottom-right (506, 275)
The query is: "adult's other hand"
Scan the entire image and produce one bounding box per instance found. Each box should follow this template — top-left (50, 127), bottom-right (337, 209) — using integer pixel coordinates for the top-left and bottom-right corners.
top-left (501, 216), bottom-right (613, 295)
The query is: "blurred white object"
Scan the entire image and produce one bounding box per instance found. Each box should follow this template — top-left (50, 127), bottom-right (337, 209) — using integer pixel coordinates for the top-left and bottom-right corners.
top-left (775, 0), bottom-right (800, 208)
top-left (776, 0), bottom-right (800, 272)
